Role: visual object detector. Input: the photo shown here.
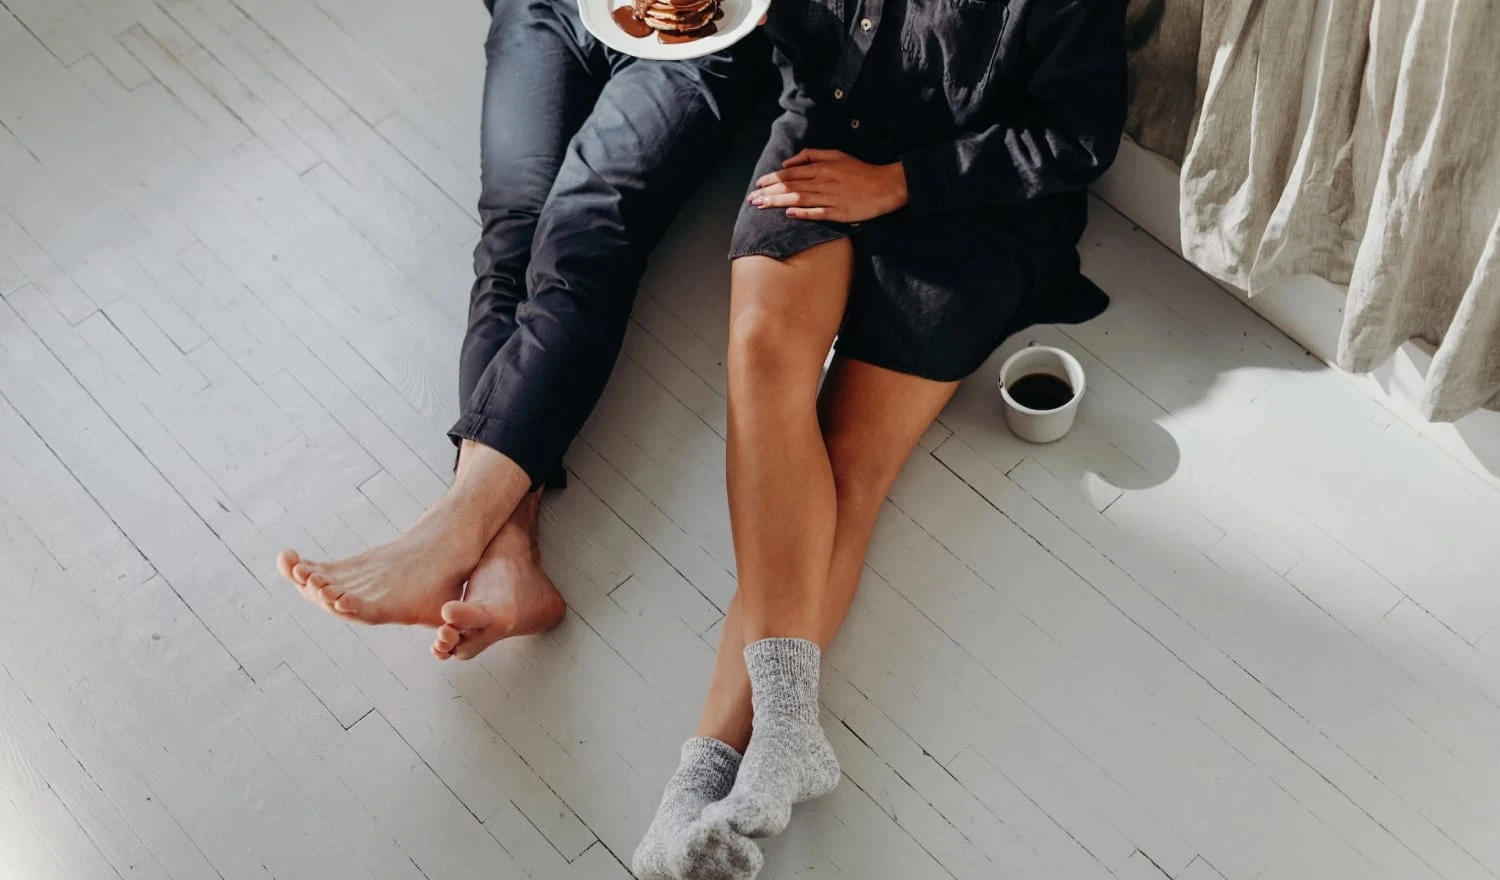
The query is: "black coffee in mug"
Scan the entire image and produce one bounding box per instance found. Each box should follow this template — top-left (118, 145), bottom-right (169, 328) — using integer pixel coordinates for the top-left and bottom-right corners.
top-left (1007, 373), bottom-right (1074, 411)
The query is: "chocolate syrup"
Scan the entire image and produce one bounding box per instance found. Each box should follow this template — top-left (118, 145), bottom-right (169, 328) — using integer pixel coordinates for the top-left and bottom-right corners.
top-left (658, 21), bottom-right (717, 42)
top-left (1007, 374), bottom-right (1074, 411)
top-left (611, 6), bottom-right (654, 37)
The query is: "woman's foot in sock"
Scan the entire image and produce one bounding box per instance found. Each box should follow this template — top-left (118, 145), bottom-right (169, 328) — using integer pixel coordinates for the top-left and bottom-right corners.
top-left (700, 717), bottom-right (839, 838)
top-left (430, 489), bottom-right (566, 661)
top-left (699, 638), bottom-right (841, 838)
top-left (667, 818), bottom-right (763, 880)
top-left (633, 738), bottom-right (757, 880)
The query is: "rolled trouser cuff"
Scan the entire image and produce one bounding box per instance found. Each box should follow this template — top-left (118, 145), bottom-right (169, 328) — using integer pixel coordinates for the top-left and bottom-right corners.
top-left (448, 412), bottom-right (567, 491)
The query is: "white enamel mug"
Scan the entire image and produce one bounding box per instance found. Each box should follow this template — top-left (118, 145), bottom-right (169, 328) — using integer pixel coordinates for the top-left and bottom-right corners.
top-left (997, 345), bottom-right (1086, 443)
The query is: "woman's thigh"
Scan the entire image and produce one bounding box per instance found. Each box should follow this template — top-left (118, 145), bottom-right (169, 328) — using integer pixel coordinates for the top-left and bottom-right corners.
top-left (728, 238), bottom-right (855, 387)
top-left (819, 356), bottom-right (959, 497)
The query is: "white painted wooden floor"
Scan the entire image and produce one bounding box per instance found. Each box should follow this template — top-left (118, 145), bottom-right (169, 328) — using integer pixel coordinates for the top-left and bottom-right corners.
top-left (4, 1), bottom-right (1500, 878)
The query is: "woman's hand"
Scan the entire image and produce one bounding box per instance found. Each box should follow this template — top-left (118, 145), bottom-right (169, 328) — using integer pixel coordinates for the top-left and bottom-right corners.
top-left (748, 149), bottom-right (909, 223)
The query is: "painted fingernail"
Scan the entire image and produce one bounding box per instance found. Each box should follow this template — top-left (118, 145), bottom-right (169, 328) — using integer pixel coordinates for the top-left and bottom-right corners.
top-left (751, 197), bottom-right (764, 206)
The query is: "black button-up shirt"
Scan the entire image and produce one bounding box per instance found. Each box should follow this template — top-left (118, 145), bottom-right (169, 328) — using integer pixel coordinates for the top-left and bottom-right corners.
top-left (764, 0), bottom-right (1127, 216)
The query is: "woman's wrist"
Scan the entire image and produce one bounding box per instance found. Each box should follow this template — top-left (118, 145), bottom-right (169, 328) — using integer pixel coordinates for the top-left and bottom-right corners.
top-left (882, 161), bottom-right (911, 212)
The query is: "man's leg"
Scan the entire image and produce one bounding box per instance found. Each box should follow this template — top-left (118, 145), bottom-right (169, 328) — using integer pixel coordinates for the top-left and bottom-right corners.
top-left (276, 0), bottom-right (600, 626)
top-left (435, 46), bottom-right (765, 659)
top-left (430, 481), bottom-right (563, 660)
top-left (458, 0), bottom-right (602, 415)
top-left (275, 442), bottom-right (530, 625)
top-left (430, 0), bottom-right (609, 658)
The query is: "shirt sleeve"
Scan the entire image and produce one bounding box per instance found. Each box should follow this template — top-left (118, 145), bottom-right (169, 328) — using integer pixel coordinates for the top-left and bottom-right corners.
top-left (900, 0), bottom-right (1128, 216)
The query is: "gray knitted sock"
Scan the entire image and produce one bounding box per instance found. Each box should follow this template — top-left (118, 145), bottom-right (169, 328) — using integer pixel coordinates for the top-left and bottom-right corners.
top-left (699, 638), bottom-right (840, 838)
top-left (666, 816), bottom-right (763, 880)
top-left (632, 737), bottom-right (758, 880)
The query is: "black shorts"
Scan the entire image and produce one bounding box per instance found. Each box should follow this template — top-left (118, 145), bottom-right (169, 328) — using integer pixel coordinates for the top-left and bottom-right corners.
top-left (729, 109), bottom-right (1103, 382)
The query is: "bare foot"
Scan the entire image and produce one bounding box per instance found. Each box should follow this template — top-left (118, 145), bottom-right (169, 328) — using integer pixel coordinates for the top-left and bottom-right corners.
top-left (431, 491), bottom-right (566, 661)
top-left (276, 500), bottom-right (499, 627)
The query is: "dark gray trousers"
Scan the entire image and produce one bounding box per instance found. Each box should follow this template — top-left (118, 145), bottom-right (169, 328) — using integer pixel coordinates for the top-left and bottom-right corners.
top-left (450, 0), bottom-right (766, 486)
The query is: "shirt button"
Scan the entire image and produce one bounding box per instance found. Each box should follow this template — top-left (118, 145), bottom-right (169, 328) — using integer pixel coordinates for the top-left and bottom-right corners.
top-left (859, 17), bottom-right (872, 30)
top-left (833, 87), bottom-right (844, 100)
top-left (850, 118), bottom-right (861, 129)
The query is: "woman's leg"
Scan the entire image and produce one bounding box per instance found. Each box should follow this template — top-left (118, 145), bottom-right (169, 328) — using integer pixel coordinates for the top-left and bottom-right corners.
top-left (693, 356), bottom-right (959, 749)
top-left (701, 242), bottom-right (852, 837)
top-left (670, 307), bottom-right (960, 880)
top-left (673, 356), bottom-right (958, 880)
top-left (724, 243), bottom-right (854, 643)
top-left (693, 592), bottom-right (756, 753)
top-left (813, 355), bottom-right (961, 635)
top-left (633, 242), bottom-right (852, 880)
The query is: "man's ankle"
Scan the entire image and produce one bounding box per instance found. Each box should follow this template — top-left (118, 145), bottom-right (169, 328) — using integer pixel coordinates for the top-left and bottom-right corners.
top-left (492, 518), bottom-right (541, 562)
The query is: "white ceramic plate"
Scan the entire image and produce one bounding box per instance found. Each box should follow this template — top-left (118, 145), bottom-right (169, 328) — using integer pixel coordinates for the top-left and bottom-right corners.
top-left (578, 0), bottom-right (770, 60)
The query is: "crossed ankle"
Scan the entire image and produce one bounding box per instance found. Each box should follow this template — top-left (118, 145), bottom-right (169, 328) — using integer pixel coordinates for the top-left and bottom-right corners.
top-left (745, 637), bottom-right (823, 723)
top-left (413, 500), bottom-right (501, 561)
top-left (491, 521), bottom-right (541, 562)
top-left (689, 637), bottom-right (842, 840)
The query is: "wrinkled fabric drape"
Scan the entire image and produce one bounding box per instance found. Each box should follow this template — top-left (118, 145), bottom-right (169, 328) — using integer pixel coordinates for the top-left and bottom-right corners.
top-left (1178, 0), bottom-right (1319, 290)
top-left (1338, 1), bottom-right (1500, 420)
top-left (1124, 0), bottom-right (1500, 420)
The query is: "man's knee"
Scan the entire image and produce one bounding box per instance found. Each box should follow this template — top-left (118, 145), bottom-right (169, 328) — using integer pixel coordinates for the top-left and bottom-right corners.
top-left (515, 271), bottom-right (634, 349)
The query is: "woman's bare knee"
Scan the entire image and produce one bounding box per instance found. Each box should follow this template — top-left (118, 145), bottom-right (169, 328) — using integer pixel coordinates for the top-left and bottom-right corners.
top-left (726, 307), bottom-right (823, 394)
top-left (726, 241), bottom-right (854, 393)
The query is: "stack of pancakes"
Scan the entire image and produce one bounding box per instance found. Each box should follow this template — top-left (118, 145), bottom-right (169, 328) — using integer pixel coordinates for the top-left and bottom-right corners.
top-left (632, 0), bottom-right (719, 36)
